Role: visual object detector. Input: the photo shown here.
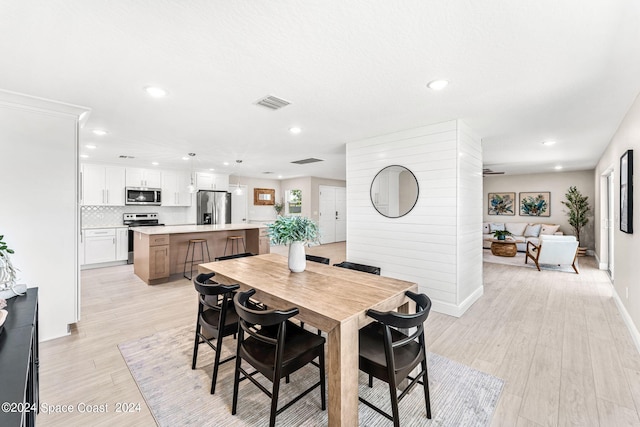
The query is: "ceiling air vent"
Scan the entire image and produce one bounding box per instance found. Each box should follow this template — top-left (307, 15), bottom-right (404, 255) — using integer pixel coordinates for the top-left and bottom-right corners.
top-left (291, 158), bottom-right (324, 165)
top-left (262, 171), bottom-right (274, 174)
top-left (255, 95), bottom-right (291, 110)
top-left (119, 155), bottom-right (136, 159)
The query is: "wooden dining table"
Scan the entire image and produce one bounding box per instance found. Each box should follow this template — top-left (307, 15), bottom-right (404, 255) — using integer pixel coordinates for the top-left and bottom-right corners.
top-left (198, 253), bottom-right (418, 427)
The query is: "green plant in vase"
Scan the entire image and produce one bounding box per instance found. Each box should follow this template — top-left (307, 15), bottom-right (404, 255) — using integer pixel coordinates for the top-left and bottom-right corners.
top-left (273, 201), bottom-right (284, 216)
top-left (0, 235), bottom-right (17, 289)
top-left (267, 216), bottom-right (319, 272)
top-left (493, 230), bottom-right (512, 241)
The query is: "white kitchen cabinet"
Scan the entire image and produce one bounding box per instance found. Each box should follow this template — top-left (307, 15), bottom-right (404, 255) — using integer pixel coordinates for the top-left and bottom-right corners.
top-left (81, 164), bottom-right (126, 206)
top-left (196, 172), bottom-right (229, 191)
top-left (161, 171), bottom-right (192, 206)
top-left (125, 167), bottom-right (162, 188)
top-left (116, 227), bottom-right (129, 261)
top-left (84, 229), bottom-right (116, 264)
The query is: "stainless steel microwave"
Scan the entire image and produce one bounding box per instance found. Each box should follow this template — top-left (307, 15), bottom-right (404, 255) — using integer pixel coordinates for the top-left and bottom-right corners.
top-left (125, 187), bottom-right (162, 205)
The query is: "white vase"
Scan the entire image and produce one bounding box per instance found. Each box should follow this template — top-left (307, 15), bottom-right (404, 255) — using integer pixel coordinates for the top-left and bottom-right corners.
top-left (288, 241), bottom-right (306, 273)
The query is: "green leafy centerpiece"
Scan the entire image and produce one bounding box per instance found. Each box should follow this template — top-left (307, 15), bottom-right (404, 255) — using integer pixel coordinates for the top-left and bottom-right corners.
top-left (493, 230), bottom-right (512, 241)
top-left (267, 216), bottom-right (319, 272)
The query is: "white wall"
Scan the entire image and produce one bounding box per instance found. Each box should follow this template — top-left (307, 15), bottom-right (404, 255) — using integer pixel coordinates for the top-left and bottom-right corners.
top-left (0, 90), bottom-right (89, 340)
top-left (594, 92), bottom-right (640, 350)
top-left (483, 170), bottom-right (596, 249)
top-left (346, 120), bottom-right (483, 316)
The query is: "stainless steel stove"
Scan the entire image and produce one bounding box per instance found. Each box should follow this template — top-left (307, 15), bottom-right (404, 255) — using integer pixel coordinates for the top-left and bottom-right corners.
top-left (123, 213), bottom-right (165, 264)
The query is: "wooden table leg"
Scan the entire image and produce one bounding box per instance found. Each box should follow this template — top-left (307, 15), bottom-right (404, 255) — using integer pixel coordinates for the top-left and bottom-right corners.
top-left (326, 316), bottom-right (359, 427)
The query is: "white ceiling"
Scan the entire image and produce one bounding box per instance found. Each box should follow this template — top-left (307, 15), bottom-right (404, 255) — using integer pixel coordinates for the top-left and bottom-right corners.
top-left (2, 0), bottom-right (640, 179)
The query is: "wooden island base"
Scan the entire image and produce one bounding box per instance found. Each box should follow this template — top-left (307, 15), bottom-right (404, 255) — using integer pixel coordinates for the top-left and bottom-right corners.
top-left (133, 224), bottom-right (269, 285)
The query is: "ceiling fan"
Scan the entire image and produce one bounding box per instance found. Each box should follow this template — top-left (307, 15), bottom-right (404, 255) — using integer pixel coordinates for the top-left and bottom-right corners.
top-left (482, 168), bottom-right (505, 177)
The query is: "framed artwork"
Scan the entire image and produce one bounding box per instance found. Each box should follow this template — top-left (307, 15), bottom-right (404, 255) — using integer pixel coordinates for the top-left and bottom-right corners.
top-left (488, 192), bottom-right (515, 215)
top-left (253, 188), bottom-right (275, 205)
top-left (519, 192), bottom-right (550, 217)
top-left (621, 149), bottom-right (633, 234)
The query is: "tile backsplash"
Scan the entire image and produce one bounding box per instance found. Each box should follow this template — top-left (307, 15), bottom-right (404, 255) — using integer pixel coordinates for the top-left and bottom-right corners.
top-left (81, 205), bottom-right (194, 228)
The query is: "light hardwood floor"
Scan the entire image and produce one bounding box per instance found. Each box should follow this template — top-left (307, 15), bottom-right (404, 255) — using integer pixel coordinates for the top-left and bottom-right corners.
top-left (38, 244), bottom-right (640, 426)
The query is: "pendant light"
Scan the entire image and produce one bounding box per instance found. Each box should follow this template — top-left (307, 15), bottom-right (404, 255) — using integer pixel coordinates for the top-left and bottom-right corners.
top-left (187, 153), bottom-right (196, 193)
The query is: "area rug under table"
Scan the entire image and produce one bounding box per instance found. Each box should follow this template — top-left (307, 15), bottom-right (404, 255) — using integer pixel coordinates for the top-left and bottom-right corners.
top-left (119, 325), bottom-right (504, 427)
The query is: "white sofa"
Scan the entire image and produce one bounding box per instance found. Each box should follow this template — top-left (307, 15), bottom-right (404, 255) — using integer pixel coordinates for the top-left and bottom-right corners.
top-left (483, 222), bottom-right (563, 252)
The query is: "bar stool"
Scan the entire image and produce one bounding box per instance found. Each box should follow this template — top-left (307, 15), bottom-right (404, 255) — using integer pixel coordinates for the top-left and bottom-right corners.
top-left (224, 235), bottom-right (246, 256)
top-left (184, 239), bottom-right (211, 280)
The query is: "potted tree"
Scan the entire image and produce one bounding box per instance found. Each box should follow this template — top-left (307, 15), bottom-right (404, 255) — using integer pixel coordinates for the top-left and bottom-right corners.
top-left (561, 186), bottom-right (590, 256)
top-left (267, 216), bottom-right (319, 272)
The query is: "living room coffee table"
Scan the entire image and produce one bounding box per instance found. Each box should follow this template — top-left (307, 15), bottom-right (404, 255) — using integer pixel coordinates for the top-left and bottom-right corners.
top-left (490, 239), bottom-right (517, 257)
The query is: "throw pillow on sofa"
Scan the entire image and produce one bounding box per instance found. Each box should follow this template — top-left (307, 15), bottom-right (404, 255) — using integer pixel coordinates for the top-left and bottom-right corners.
top-left (489, 223), bottom-right (505, 232)
top-left (505, 222), bottom-right (527, 236)
top-left (540, 224), bottom-right (560, 235)
top-left (524, 224), bottom-right (542, 237)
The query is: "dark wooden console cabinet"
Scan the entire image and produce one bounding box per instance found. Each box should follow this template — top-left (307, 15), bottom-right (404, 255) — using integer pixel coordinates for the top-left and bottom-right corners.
top-left (0, 288), bottom-right (39, 426)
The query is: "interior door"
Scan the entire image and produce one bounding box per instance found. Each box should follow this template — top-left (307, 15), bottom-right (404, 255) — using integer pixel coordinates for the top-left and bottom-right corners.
top-left (319, 187), bottom-right (336, 244)
top-left (319, 185), bottom-right (347, 244)
top-left (230, 185), bottom-right (248, 224)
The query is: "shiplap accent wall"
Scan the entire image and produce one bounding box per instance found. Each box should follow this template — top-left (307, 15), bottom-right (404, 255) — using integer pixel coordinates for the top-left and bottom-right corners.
top-left (346, 120), bottom-right (483, 316)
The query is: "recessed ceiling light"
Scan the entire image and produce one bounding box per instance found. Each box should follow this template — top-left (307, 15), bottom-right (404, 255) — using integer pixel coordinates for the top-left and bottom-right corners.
top-left (85, 144), bottom-right (97, 149)
top-left (145, 86), bottom-right (168, 98)
top-left (182, 156), bottom-right (189, 161)
top-left (542, 140), bottom-right (556, 146)
top-left (289, 127), bottom-right (301, 134)
top-left (278, 175), bottom-right (283, 179)
top-left (209, 168), bottom-right (215, 171)
top-left (92, 129), bottom-right (108, 136)
top-left (427, 79), bottom-right (449, 90)
top-left (151, 162), bottom-right (159, 166)
top-left (554, 165), bottom-right (563, 170)
top-left (80, 154), bottom-right (89, 158)
top-left (223, 162), bottom-right (229, 166)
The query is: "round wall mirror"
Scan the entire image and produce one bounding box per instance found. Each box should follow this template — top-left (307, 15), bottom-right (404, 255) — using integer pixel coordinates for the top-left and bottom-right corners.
top-left (370, 165), bottom-right (419, 218)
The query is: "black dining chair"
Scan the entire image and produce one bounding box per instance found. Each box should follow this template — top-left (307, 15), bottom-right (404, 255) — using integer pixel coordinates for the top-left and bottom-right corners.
top-left (333, 261), bottom-right (381, 275)
top-left (306, 254), bottom-right (330, 265)
top-left (215, 252), bottom-right (255, 261)
top-left (191, 272), bottom-right (240, 394)
top-left (358, 291), bottom-right (432, 426)
top-left (232, 289), bottom-right (326, 427)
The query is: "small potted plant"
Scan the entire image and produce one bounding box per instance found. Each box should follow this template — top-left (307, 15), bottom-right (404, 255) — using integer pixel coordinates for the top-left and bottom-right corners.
top-left (267, 216), bottom-right (319, 272)
top-left (273, 200), bottom-right (284, 216)
top-left (561, 186), bottom-right (590, 256)
top-left (0, 235), bottom-right (17, 290)
top-left (493, 230), bottom-right (512, 241)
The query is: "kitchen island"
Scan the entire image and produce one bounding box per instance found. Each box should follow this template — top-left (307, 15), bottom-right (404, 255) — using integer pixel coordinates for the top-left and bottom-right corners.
top-left (131, 224), bottom-right (270, 285)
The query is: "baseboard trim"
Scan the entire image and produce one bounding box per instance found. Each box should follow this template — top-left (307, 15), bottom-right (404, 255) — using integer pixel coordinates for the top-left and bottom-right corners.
top-left (432, 286), bottom-right (484, 318)
top-left (611, 284), bottom-right (640, 354)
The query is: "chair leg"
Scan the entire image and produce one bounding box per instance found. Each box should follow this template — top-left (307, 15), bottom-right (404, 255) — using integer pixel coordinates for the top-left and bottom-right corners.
top-left (368, 374), bottom-right (373, 388)
top-left (191, 323), bottom-right (201, 369)
top-left (183, 242), bottom-right (193, 279)
top-left (319, 350), bottom-right (326, 410)
top-left (388, 380), bottom-right (401, 427)
top-left (422, 359), bottom-right (432, 419)
top-left (572, 261), bottom-right (579, 274)
top-left (210, 334), bottom-right (224, 394)
top-left (269, 377), bottom-right (281, 427)
top-left (231, 354), bottom-right (242, 415)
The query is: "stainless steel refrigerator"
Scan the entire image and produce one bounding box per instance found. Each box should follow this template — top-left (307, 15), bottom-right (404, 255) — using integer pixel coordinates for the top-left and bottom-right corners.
top-left (196, 190), bottom-right (232, 225)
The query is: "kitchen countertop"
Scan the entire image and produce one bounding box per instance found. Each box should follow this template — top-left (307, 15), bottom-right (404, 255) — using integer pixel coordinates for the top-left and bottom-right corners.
top-left (82, 225), bottom-right (128, 230)
top-left (129, 223), bottom-right (266, 235)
